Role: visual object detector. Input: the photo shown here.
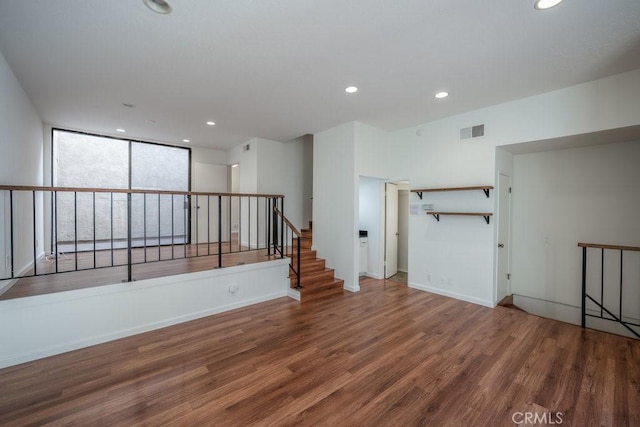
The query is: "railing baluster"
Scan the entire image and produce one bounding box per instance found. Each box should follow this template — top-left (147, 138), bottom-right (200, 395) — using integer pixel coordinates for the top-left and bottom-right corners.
top-left (158, 193), bottom-right (161, 261)
top-left (267, 198), bottom-right (271, 256)
top-left (54, 191), bottom-right (59, 273)
top-left (32, 191), bottom-right (37, 276)
top-left (183, 195), bottom-right (187, 259)
top-left (143, 193), bottom-right (147, 263)
top-left (600, 248), bottom-right (604, 318)
top-left (127, 192), bottom-right (132, 282)
top-left (195, 195), bottom-right (199, 257)
top-left (171, 194), bottom-right (175, 260)
top-left (93, 192), bottom-right (96, 269)
top-left (218, 195), bottom-right (222, 268)
top-left (9, 190), bottom-right (14, 278)
top-left (238, 196), bottom-right (242, 252)
top-left (74, 192), bottom-right (78, 271)
top-left (207, 195), bottom-right (211, 256)
top-left (619, 250), bottom-right (623, 322)
top-left (110, 192), bottom-right (114, 267)
top-left (280, 198), bottom-right (284, 258)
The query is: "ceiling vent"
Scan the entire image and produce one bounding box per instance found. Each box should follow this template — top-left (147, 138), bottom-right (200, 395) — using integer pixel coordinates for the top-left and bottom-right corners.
top-left (460, 124), bottom-right (485, 140)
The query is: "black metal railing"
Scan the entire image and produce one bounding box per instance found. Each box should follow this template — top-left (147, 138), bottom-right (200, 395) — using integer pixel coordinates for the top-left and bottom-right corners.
top-left (0, 185), bottom-right (284, 286)
top-left (580, 242), bottom-right (640, 339)
top-left (272, 207), bottom-right (301, 289)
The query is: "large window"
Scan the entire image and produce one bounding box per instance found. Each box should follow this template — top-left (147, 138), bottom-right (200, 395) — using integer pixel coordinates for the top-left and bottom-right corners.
top-left (52, 129), bottom-right (190, 252)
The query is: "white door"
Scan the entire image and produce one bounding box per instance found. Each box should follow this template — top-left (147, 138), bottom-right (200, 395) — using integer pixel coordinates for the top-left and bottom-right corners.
top-left (385, 183), bottom-right (398, 279)
top-left (193, 162), bottom-right (228, 244)
top-left (496, 173), bottom-right (512, 302)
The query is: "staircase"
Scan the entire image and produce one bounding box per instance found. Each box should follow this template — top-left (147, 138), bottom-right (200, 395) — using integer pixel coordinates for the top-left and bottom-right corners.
top-left (291, 221), bottom-right (344, 302)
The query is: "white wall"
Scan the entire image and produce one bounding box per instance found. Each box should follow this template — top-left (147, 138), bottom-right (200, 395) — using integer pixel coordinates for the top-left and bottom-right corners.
top-left (358, 176), bottom-right (384, 279)
top-left (257, 137), bottom-right (305, 231)
top-left (0, 259), bottom-right (290, 368)
top-left (389, 68), bottom-right (640, 308)
top-left (511, 141), bottom-right (640, 336)
top-left (313, 122), bottom-right (358, 290)
top-left (0, 50), bottom-right (44, 292)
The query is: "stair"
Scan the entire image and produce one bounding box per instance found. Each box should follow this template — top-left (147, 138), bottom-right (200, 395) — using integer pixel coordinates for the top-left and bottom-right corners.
top-left (290, 221), bottom-right (344, 302)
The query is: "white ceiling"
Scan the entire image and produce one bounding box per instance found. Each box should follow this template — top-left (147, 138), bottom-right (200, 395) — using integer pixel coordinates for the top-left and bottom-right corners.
top-left (0, 0), bottom-right (639, 150)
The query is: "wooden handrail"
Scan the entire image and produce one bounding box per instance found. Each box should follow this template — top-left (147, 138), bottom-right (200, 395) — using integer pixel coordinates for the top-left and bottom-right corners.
top-left (578, 242), bottom-right (640, 252)
top-left (0, 185), bottom-right (284, 199)
top-left (273, 207), bottom-right (301, 237)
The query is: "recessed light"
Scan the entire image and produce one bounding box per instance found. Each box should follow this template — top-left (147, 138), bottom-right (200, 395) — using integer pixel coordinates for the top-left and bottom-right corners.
top-left (142, 0), bottom-right (172, 14)
top-left (231, 164), bottom-right (239, 168)
top-left (182, 139), bottom-right (190, 143)
top-left (435, 91), bottom-right (449, 99)
top-left (116, 128), bottom-right (126, 133)
top-left (345, 86), bottom-right (358, 93)
top-left (534, 0), bottom-right (563, 10)
top-left (206, 121), bottom-right (216, 126)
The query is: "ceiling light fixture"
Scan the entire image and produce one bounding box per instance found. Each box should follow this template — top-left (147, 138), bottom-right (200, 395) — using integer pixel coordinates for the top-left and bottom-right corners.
top-left (231, 164), bottom-right (239, 168)
top-left (534, 0), bottom-right (563, 10)
top-left (116, 128), bottom-right (126, 133)
top-left (182, 139), bottom-right (190, 143)
top-left (434, 91), bottom-right (449, 99)
top-left (143, 0), bottom-right (172, 14)
top-left (206, 121), bottom-right (216, 126)
top-left (345, 86), bottom-right (358, 93)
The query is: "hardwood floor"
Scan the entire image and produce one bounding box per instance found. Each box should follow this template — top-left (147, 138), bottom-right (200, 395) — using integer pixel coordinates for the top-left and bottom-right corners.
top-left (1, 277), bottom-right (638, 426)
top-left (1, 240), bottom-right (276, 300)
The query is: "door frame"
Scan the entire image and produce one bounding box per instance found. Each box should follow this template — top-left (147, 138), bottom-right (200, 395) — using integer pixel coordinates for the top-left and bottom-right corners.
top-left (495, 171), bottom-right (512, 303)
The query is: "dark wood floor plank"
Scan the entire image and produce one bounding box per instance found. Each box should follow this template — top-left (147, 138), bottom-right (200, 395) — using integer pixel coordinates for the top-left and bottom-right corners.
top-left (1, 278), bottom-right (639, 425)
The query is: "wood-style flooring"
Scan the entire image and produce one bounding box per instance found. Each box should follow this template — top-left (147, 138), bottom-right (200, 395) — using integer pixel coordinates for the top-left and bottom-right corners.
top-left (1, 277), bottom-right (638, 426)
top-left (1, 241), bottom-right (276, 300)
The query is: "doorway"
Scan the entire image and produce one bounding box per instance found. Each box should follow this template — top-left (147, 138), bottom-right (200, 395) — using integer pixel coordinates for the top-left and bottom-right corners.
top-left (193, 162), bottom-right (228, 244)
top-left (496, 172), bottom-right (512, 302)
top-left (384, 183), bottom-right (398, 279)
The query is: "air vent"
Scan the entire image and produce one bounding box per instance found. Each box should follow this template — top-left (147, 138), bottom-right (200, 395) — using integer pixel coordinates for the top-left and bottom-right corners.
top-left (460, 124), bottom-right (485, 140)
top-left (243, 144), bottom-right (251, 152)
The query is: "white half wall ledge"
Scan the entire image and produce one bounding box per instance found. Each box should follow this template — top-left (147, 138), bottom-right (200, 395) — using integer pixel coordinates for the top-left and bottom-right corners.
top-left (513, 294), bottom-right (640, 340)
top-left (408, 282), bottom-right (494, 308)
top-left (0, 258), bottom-right (291, 369)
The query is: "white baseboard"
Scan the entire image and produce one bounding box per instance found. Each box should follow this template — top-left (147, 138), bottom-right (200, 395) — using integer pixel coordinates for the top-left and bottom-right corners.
top-left (408, 281), bottom-right (494, 308)
top-left (344, 284), bottom-right (360, 292)
top-left (365, 272), bottom-right (382, 279)
top-left (287, 288), bottom-right (300, 301)
top-left (0, 251), bottom-right (46, 297)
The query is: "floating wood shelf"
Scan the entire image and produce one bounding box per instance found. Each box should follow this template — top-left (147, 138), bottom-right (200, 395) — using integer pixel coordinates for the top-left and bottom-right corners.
top-left (411, 185), bottom-right (494, 199)
top-left (427, 211), bottom-right (493, 224)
